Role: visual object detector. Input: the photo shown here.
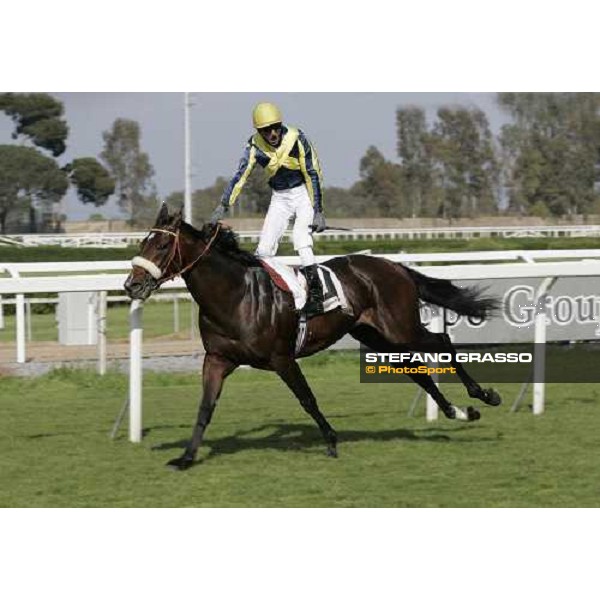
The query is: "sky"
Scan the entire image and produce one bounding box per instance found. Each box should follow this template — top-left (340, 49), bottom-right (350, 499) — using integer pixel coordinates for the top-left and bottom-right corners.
top-left (0, 92), bottom-right (510, 221)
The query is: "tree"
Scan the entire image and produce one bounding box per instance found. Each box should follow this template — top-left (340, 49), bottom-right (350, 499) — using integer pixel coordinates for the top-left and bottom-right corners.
top-left (396, 106), bottom-right (434, 217)
top-left (0, 93), bottom-right (115, 231)
top-left (166, 177), bottom-right (228, 225)
top-left (320, 185), bottom-right (368, 218)
top-left (0, 145), bottom-right (68, 233)
top-left (356, 146), bottom-right (405, 217)
top-left (194, 177), bottom-right (228, 222)
top-left (101, 119), bottom-right (156, 226)
top-left (64, 158), bottom-right (115, 206)
top-left (498, 93), bottom-right (600, 216)
top-left (177, 174), bottom-right (368, 223)
top-left (133, 189), bottom-right (162, 228)
top-left (430, 107), bottom-right (499, 218)
top-left (0, 93), bottom-right (68, 157)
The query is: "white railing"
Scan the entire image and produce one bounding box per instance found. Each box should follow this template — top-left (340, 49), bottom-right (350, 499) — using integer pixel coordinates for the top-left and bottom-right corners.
top-left (4, 247), bottom-right (600, 360)
top-left (0, 261), bottom-right (131, 273)
top-left (2, 253), bottom-right (600, 441)
top-left (4, 224), bottom-right (600, 247)
top-left (5, 259), bottom-right (600, 294)
top-left (0, 248), bottom-right (587, 363)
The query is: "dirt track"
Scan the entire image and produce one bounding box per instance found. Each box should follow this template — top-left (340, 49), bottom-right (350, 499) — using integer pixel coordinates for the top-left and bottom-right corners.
top-left (0, 338), bottom-right (205, 376)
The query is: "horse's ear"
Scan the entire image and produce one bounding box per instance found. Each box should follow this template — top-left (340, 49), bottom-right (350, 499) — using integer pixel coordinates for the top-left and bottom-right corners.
top-left (156, 202), bottom-right (169, 226)
top-left (172, 205), bottom-right (183, 228)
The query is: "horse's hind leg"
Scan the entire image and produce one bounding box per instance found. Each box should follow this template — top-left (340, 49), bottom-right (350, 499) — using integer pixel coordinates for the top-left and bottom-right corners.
top-left (275, 359), bottom-right (338, 457)
top-left (351, 325), bottom-right (479, 422)
top-left (423, 330), bottom-right (502, 407)
top-left (167, 353), bottom-right (237, 471)
top-left (405, 366), bottom-right (481, 422)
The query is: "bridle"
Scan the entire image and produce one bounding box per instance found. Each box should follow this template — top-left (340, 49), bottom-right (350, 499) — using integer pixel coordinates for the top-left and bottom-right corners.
top-left (132, 223), bottom-right (221, 284)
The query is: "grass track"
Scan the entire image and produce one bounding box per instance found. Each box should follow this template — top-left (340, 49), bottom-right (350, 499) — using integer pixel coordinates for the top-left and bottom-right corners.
top-left (1, 235), bottom-right (600, 264)
top-left (1, 353), bottom-right (599, 507)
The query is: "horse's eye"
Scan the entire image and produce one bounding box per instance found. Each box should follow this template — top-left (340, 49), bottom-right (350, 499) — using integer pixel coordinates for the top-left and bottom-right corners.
top-left (158, 242), bottom-right (170, 251)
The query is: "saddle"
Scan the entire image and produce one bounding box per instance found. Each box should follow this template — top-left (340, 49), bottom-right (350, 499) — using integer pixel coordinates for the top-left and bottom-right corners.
top-left (258, 258), bottom-right (348, 313)
top-left (258, 258), bottom-right (350, 355)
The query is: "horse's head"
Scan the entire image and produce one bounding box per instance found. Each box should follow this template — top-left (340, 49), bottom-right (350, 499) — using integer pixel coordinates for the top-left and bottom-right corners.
top-left (124, 203), bottom-right (183, 301)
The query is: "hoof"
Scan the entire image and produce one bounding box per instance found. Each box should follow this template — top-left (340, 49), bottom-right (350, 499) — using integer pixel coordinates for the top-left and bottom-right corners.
top-left (326, 447), bottom-right (338, 458)
top-left (166, 455), bottom-right (194, 471)
top-left (451, 406), bottom-right (478, 421)
top-left (482, 388), bottom-right (502, 407)
top-left (443, 406), bottom-right (457, 420)
top-left (467, 406), bottom-right (481, 421)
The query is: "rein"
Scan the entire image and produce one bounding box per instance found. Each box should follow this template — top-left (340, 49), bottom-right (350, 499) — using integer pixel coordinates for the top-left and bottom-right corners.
top-left (140, 223), bottom-right (221, 284)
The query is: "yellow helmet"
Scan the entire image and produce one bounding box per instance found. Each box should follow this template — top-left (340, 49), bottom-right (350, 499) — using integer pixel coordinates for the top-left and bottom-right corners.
top-left (252, 102), bottom-right (282, 129)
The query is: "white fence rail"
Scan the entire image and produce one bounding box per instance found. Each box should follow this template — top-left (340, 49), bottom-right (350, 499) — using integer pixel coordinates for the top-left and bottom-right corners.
top-left (4, 224), bottom-right (600, 248)
top-left (5, 259), bottom-right (600, 295)
top-left (3, 247), bottom-right (600, 278)
top-left (4, 248), bottom-right (597, 363)
top-left (2, 253), bottom-right (600, 441)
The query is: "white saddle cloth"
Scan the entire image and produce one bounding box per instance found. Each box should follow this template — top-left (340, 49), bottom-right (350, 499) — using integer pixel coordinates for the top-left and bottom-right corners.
top-left (260, 257), bottom-right (349, 312)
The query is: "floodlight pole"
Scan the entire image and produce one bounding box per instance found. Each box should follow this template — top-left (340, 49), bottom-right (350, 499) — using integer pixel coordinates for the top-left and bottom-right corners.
top-left (184, 92), bottom-right (193, 225)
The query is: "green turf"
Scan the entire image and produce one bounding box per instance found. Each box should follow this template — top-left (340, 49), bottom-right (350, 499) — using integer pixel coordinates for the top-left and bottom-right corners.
top-left (0, 352), bottom-right (598, 507)
top-left (2, 235), bottom-right (600, 263)
top-left (299, 235), bottom-right (600, 256)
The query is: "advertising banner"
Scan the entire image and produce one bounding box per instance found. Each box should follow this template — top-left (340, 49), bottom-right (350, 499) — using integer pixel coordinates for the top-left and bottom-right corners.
top-left (420, 277), bottom-right (600, 343)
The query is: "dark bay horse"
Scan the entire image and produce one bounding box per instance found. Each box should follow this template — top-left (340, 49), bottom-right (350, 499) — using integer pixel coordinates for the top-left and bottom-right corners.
top-left (124, 205), bottom-right (501, 470)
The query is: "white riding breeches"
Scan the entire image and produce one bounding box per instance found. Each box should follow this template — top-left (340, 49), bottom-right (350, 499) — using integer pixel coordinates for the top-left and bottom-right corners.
top-left (255, 184), bottom-right (315, 265)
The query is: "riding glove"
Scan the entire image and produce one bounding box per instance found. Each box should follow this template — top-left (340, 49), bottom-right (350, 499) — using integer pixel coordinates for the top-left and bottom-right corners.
top-left (312, 211), bottom-right (327, 233)
top-left (210, 204), bottom-right (229, 224)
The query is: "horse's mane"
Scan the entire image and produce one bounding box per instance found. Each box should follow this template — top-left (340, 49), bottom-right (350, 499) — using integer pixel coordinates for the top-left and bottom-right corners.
top-left (181, 221), bottom-right (262, 267)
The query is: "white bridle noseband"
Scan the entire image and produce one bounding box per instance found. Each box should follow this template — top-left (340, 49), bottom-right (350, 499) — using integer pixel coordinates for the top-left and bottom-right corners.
top-left (131, 256), bottom-right (163, 279)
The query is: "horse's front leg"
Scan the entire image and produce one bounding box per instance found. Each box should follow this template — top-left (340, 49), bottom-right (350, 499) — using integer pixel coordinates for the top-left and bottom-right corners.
top-left (167, 353), bottom-right (237, 471)
top-left (275, 358), bottom-right (338, 457)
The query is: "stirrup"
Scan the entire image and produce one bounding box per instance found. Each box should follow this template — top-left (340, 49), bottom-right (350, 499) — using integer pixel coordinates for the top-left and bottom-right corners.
top-left (303, 299), bottom-right (324, 318)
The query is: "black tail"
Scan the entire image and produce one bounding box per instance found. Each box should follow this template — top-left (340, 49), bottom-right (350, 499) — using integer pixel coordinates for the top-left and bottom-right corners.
top-left (404, 266), bottom-right (499, 319)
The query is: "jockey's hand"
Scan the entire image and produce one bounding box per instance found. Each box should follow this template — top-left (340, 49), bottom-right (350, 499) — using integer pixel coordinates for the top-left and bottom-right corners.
top-left (210, 204), bottom-right (228, 224)
top-left (312, 211), bottom-right (327, 233)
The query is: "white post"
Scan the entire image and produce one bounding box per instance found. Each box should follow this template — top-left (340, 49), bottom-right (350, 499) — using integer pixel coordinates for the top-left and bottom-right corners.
top-left (97, 291), bottom-right (107, 375)
top-left (533, 277), bottom-right (557, 416)
top-left (173, 296), bottom-right (179, 333)
top-left (8, 267), bottom-right (26, 363)
top-left (16, 294), bottom-right (26, 363)
top-left (25, 299), bottom-right (32, 342)
top-left (129, 300), bottom-right (143, 443)
top-left (0, 294), bottom-right (4, 330)
top-left (184, 92), bottom-right (193, 225)
top-left (426, 308), bottom-right (444, 421)
top-left (87, 293), bottom-right (95, 345)
top-left (533, 311), bottom-right (546, 415)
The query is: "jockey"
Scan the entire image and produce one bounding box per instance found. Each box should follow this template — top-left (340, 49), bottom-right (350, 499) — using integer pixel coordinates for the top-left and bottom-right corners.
top-left (210, 102), bottom-right (327, 317)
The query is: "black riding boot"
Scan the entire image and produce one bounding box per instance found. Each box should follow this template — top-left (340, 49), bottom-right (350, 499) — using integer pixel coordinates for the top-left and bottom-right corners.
top-left (301, 264), bottom-right (325, 317)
